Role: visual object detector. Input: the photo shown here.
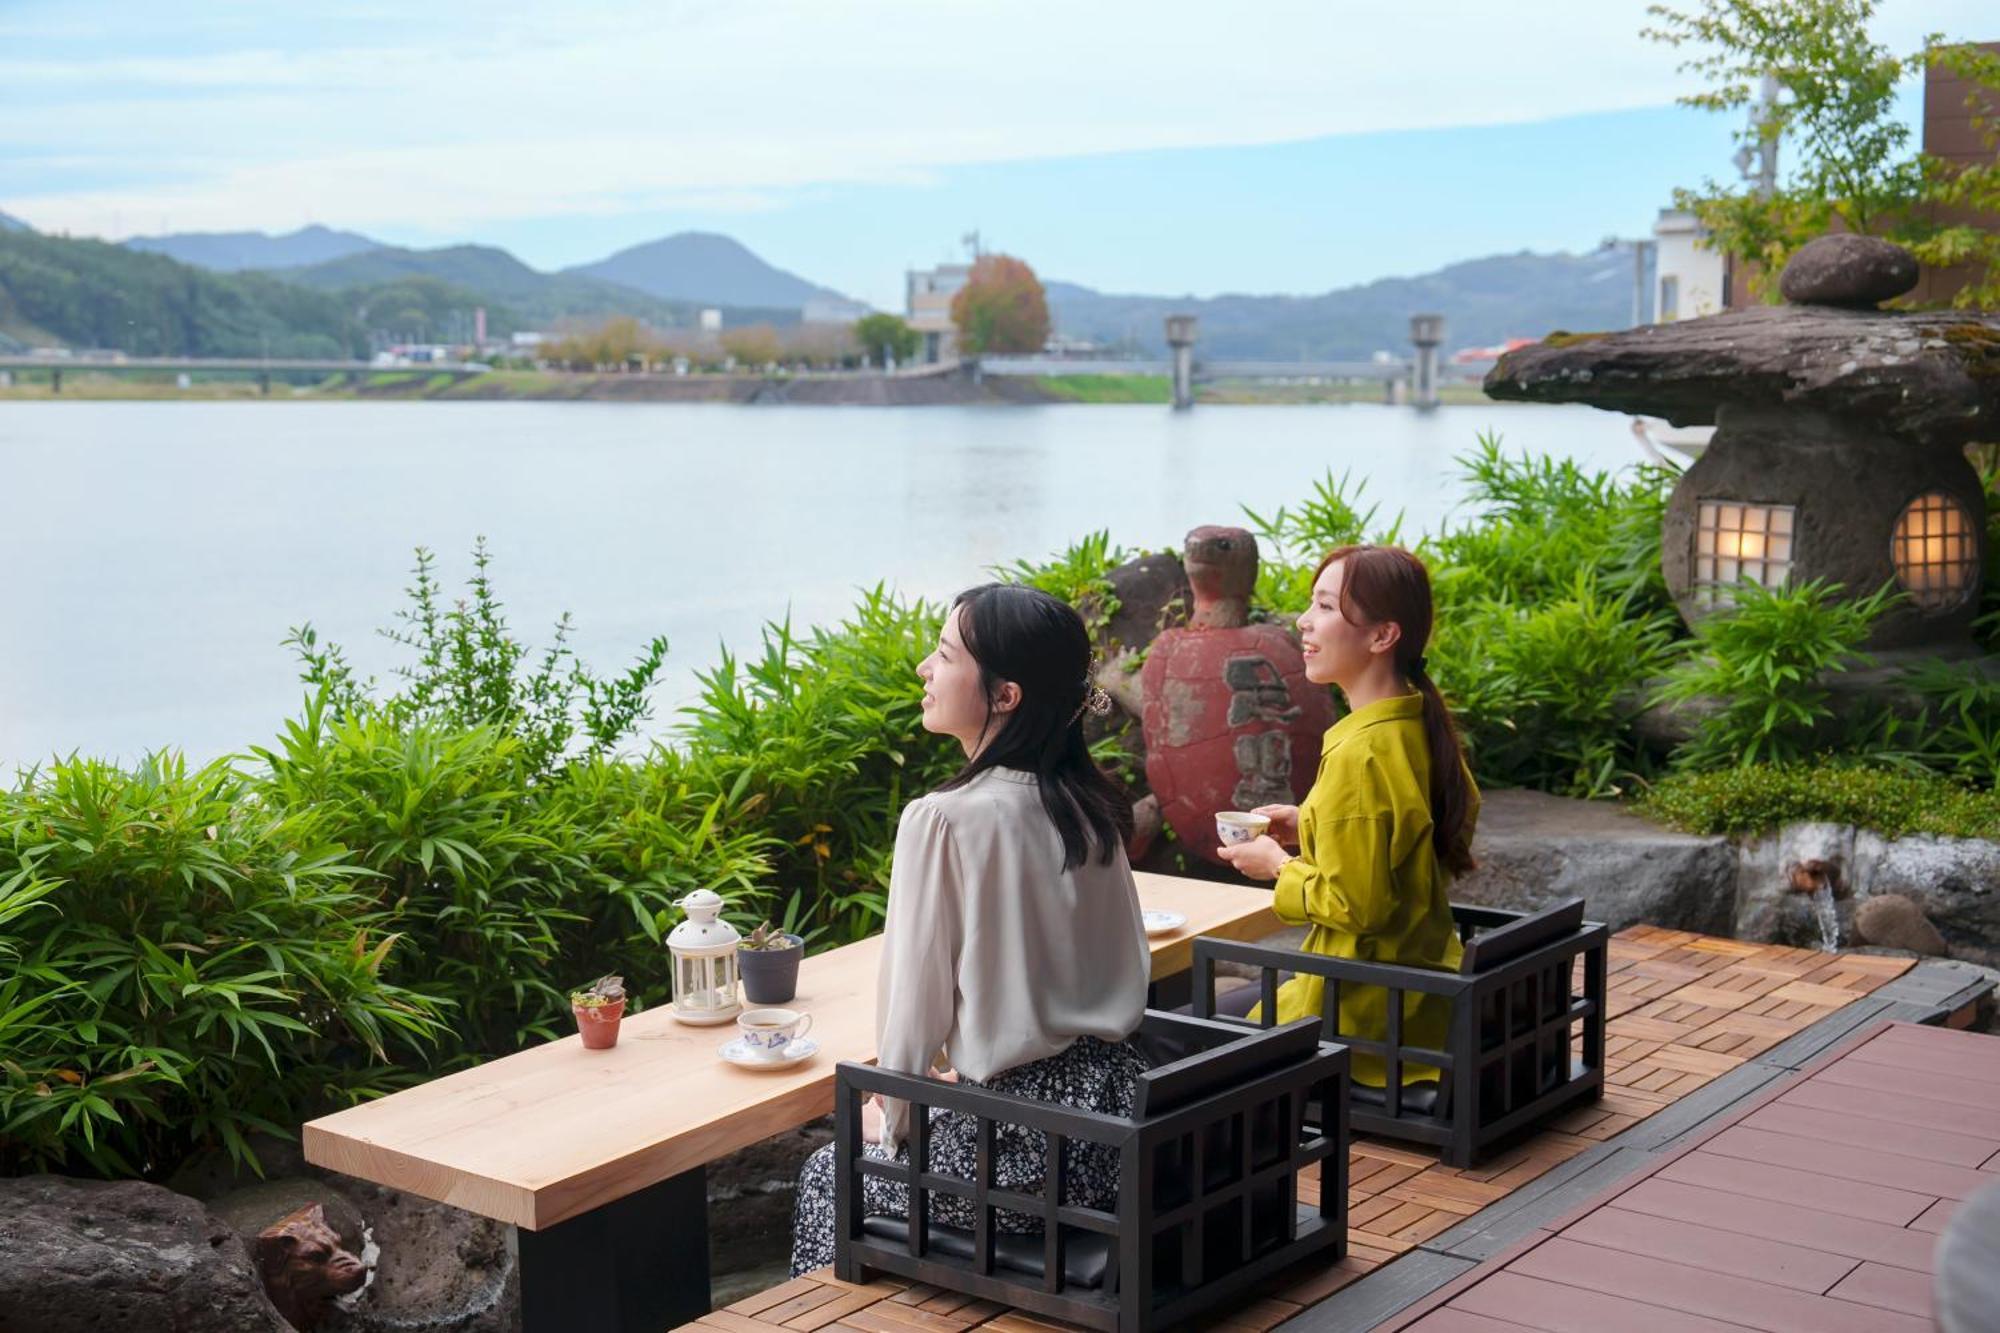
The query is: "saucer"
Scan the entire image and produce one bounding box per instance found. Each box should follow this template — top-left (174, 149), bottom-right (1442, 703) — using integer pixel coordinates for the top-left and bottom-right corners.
top-left (1142, 909), bottom-right (1188, 937)
top-left (719, 1035), bottom-right (819, 1070)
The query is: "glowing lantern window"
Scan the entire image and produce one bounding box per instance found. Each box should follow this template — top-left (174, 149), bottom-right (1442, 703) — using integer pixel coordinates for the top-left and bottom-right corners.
top-left (1890, 492), bottom-right (1979, 611)
top-left (1692, 500), bottom-right (1796, 607)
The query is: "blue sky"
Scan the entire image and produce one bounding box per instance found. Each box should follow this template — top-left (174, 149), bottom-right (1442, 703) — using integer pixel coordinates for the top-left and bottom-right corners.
top-left (1, 0), bottom-right (1984, 307)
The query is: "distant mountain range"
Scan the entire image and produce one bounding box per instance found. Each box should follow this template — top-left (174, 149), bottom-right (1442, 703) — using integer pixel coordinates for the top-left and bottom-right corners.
top-left (0, 211), bottom-right (31, 235)
top-left (123, 224), bottom-right (380, 272)
top-left (566, 232), bottom-right (843, 309)
top-left (1046, 248), bottom-right (1652, 361)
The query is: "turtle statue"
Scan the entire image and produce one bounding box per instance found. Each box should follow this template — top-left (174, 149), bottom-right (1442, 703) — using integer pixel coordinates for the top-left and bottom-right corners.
top-left (1100, 525), bottom-right (1331, 868)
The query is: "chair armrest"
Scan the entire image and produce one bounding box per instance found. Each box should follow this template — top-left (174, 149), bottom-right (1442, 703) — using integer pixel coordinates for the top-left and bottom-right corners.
top-left (834, 1061), bottom-right (1136, 1146)
top-left (1193, 935), bottom-right (1472, 999)
top-left (1449, 903), bottom-right (1526, 931)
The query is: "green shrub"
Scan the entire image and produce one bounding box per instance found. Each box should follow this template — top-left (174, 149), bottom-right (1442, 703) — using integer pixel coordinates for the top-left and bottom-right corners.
top-left (1638, 763), bottom-right (2000, 840)
top-left (1653, 579), bottom-right (1896, 769)
top-left (1243, 470), bottom-right (1402, 615)
top-left (0, 754), bottom-right (447, 1178)
top-left (1896, 660), bottom-right (2000, 789)
top-left (992, 531), bottom-right (1132, 645)
top-left (1435, 576), bottom-right (1677, 797)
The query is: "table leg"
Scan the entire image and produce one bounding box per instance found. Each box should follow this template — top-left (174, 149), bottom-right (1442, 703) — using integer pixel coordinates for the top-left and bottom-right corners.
top-left (516, 1164), bottom-right (709, 1332)
top-left (1148, 970), bottom-right (1192, 1012)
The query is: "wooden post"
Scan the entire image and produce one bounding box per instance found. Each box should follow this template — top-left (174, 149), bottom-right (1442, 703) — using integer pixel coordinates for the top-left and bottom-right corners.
top-left (1165, 315), bottom-right (1197, 411)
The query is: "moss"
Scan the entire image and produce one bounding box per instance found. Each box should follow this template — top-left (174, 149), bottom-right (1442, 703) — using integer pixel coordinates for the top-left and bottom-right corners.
top-left (1541, 330), bottom-right (1612, 349)
top-left (1940, 321), bottom-right (2000, 382)
top-left (1636, 762), bottom-right (2000, 840)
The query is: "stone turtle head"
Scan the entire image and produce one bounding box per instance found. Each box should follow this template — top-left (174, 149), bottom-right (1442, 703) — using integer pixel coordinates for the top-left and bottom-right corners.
top-left (1182, 526), bottom-right (1257, 620)
top-left (255, 1203), bottom-right (367, 1331)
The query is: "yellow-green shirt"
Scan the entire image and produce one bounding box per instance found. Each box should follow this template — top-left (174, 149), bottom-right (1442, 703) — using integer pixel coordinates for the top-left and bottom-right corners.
top-left (1255, 692), bottom-right (1478, 1087)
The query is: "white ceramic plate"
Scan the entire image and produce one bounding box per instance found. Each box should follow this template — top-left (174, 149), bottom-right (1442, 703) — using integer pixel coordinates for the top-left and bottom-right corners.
top-left (1142, 909), bottom-right (1188, 937)
top-left (719, 1035), bottom-right (819, 1070)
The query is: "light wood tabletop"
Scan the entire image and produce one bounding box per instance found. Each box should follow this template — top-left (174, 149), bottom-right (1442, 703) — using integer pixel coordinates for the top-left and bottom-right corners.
top-left (303, 872), bottom-right (1278, 1230)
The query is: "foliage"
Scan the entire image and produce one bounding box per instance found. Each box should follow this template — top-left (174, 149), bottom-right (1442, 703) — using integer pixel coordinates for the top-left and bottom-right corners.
top-left (949, 254), bottom-right (1051, 356)
top-left (719, 325), bottom-right (785, 369)
top-left (288, 540), bottom-right (668, 782)
top-left (1652, 578), bottom-right (1896, 768)
top-left (854, 313), bottom-right (921, 367)
top-left (1643, 1), bottom-right (2000, 304)
top-left (1893, 660), bottom-right (2000, 789)
top-left (0, 230), bottom-right (366, 357)
top-left (991, 531), bottom-right (1132, 645)
top-left (741, 922), bottom-right (799, 951)
top-left (1638, 762), bottom-right (2000, 839)
top-left (1243, 470), bottom-right (1403, 616)
top-left (0, 753), bottom-right (448, 1179)
top-left (1034, 374), bottom-right (1171, 404)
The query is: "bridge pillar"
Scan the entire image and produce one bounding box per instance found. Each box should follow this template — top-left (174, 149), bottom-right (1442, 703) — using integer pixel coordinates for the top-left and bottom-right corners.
top-left (1165, 314), bottom-right (1197, 411)
top-left (50, 368), bottom-right (61, 395)
top-left (1409, 314), bottom-right (1444, 410)
top-left (258, 371), bottom-right (271, 396)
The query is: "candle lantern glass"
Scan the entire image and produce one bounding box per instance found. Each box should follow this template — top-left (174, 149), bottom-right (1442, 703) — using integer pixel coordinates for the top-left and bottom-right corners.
top-left (1890, 492), bottom-right (1979, 611)
top-left (666, 889), bottom-right (742, 1025)
top-left (1692, 499), bottom-right (1796, 608)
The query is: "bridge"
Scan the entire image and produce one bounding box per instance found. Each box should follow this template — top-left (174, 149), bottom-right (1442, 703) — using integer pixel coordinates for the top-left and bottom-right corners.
top-left (0, 354), bottom-right (487, 394)
top-left (981, 313), bottom-right (1451, 409)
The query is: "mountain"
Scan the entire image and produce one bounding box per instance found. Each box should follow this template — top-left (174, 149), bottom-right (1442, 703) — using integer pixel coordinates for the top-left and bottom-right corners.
top-left (566, 232), bottom-right (846, 310)
top-left (277, 242), bottom-right (796, 329)
top-left (0, 229), bottom-right (365, 356)
top-left (123, 224), bottom-right (382, 272)
top-left (1045, 248), bottom-right (1652, 360)
top-left (0, 211), bottom-right (31, 234)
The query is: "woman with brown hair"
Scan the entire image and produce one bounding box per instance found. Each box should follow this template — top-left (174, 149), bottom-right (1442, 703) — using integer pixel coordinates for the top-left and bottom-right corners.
top-left (1216, 544), bottom-right (1477, 1091)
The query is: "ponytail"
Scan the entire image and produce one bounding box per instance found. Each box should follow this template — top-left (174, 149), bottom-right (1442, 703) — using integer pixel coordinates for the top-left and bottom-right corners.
top-left (1315, 546), bottom-right (1477, 876)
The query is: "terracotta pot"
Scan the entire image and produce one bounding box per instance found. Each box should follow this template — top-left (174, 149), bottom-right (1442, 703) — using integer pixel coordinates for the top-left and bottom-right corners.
top-left (572, 997), bottom-right (626, 1049)
top-left (738, 936), bottom-right (804, 1004)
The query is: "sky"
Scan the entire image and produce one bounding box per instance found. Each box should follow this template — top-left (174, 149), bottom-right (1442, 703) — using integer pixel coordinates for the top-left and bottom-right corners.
top-left (2, 0), bottom-right (1988, 308)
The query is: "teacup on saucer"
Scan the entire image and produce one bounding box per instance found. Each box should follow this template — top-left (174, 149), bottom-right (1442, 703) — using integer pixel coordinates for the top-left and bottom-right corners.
top-left (737, 1007), bottom-right (812, 1059)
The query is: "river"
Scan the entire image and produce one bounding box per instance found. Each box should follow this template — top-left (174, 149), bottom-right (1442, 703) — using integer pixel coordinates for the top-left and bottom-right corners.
top-left (0, 400), bottom-right (1637, 765)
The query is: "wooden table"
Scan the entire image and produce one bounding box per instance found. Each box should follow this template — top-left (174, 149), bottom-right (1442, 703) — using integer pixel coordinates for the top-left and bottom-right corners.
top-left (303, 872), bottom-right (1277, 1333)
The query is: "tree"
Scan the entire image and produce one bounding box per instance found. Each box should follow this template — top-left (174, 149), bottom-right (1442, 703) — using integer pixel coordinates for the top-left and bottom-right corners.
top-left (853, 312), bottom-right (920, 367)
top-left (1644, 2), bottom-right (2000, 305)
top-left (949, 254), bottom-right (1051, 356)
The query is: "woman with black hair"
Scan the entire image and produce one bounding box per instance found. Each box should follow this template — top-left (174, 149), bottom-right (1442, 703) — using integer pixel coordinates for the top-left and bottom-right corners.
top-left (788, 584), bottom-right (1150, 1277)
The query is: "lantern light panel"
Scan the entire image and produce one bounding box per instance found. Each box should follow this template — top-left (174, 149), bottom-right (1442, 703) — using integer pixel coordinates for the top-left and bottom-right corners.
top-left (1693, 499), bottom-right (1797, 606)
top-left (1890, 492), bottom-right (1979, 611)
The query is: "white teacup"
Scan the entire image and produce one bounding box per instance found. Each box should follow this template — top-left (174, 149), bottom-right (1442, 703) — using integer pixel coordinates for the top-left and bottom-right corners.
top-left (737, 1007), bottom-right (812, 1057)
top-left (1215, 811), bottom-right (1272, 846)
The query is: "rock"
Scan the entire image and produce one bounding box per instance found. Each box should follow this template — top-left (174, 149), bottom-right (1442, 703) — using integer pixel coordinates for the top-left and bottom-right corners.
top-left (0, 1174), bottom-right (291, 1333)
top-left (1453, 789), bottom-right (1738, 935)
top-left (1851, 831), bottom-right (2000, 968)
top-left (1851, 893), bottom-right (1950, 956)
top-left (1779, 234), bottom-right (1920, 308)
top-left (1485, 304), bottom-right (2000, 448)
top-left (1098, 552), bottom-right (1190, 658)
top-left (257, 1204), bottom-right (369, 1331)
top-left (317, 1174), bottom-right (516, 1333)
top-left (708, 1118), bottom-right (834, 1294)
top-left (1734, 824), bottom-right (1854, 950)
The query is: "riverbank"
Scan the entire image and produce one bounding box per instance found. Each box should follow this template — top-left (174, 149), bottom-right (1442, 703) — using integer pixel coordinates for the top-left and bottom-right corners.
top-left (0, 368), bottom-right (1497, 406)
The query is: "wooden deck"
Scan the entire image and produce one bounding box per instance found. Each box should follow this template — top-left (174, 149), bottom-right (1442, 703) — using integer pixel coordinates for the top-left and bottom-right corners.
top-left (682, 927), bottom-right (1931, 1333)
top-left (1382, 1018), bottom-right (2000, 1331)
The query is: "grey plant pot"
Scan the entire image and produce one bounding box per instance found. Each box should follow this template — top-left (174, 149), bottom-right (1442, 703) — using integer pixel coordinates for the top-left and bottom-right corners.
top-left (738, 936), bottom-right (805, 1004)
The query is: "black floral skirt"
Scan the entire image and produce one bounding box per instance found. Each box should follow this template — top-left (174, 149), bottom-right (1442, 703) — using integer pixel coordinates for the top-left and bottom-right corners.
top-left (790, 1035), bottom-right (1146, 1277)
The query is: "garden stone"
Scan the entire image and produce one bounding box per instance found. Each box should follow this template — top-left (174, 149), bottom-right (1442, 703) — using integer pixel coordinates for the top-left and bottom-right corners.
top-left (1099, 551), bottom-right (1190, 658)
top-left (1851, 893), bottom-right (1950, 956)
top-left (0, 1174), bottom-right (290, 1333)
top-left (1452, 789), bottom-right (1736, 935)
top-left (1734, 823), bottom-right (1854, 950)
top-left (316, 1174), bottom-right (517, 1333)
top-left (1851, 831), bottom-right (2000, 968)
top-left (1778, 234), bottom-right (1920, 307)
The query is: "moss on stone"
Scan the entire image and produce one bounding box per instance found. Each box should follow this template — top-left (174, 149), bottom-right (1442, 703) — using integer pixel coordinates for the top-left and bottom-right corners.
top-left (1941, 322), bottom-right (2000, 382)
top-left (1541, 330), bottom-right (1611, 349)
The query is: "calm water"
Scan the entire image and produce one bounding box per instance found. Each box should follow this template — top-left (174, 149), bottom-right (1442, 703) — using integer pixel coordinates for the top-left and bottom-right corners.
top-left (0, 401), bottom-right (1633, 765)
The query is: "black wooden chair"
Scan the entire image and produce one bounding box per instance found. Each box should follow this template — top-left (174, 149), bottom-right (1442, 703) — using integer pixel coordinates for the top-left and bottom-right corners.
top-left (1190, 899), bottom-right (1608, 1168)
top-left (832, 1012), bottom-right (1348, 1333)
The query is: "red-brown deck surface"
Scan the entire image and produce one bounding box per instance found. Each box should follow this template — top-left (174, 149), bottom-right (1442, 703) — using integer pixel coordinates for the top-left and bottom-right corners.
top-left (681, 929), bottom-right (1921, 1333)
top-left (1383, 1019), bottom-right (1999, 1332)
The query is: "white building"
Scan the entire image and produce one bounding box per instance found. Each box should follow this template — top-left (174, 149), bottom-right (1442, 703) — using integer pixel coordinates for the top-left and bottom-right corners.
top-left (905, 262), bottom-right (971, 363)
top-left (802, 295), bottom-right (871, 325)
top-left (699, 308), bottom-right (724, 333)
top-left (1652, 209), bottom-right (1727, 322)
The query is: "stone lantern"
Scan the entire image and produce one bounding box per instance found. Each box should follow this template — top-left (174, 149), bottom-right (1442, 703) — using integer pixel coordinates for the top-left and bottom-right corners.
top-left (1485, 235), bottom-right (1996, 655)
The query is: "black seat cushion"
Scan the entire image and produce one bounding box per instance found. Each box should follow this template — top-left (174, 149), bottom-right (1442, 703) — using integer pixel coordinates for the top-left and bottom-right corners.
top-left (1348, 1080), bottom-right (1441, 1116)
top-left (859, 1216), bottom-right (1113, 1289)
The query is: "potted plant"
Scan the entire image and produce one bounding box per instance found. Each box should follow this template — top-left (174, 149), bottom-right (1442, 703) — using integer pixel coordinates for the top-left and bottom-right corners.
top-left (570, 974), bottom-right (627, 1049)
top-left (737, 922), bottom-right (804, 1004)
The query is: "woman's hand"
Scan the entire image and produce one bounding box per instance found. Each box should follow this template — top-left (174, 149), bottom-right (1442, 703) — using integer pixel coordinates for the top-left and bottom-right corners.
top-left (1253, 804), bottom-right (1300, 847)
top-left (1217, 834), bottom-right (1293, 881)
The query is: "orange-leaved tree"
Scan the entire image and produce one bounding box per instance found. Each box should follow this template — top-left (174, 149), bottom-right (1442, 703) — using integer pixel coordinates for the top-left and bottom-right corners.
top-left (949, 254), bottom-right (1050, 356)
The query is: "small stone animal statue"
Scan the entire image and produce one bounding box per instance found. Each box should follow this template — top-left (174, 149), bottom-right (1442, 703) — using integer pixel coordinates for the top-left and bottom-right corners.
top-left (254, 1203), bottom-right (368, 1330)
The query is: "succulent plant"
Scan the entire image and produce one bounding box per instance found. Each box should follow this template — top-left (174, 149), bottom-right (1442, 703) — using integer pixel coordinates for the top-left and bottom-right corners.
top-left (570, 973), bottom-right (626, 1007)
top-left (740, 921), bottom-right (799, 952)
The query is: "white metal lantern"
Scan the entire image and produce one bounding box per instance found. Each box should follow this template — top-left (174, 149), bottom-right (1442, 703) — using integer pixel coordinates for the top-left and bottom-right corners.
top-left (667, 890), bottom-right (742, 1025)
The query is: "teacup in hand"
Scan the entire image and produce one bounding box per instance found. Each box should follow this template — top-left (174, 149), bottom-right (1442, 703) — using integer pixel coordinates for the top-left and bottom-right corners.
top-left (1215, 811), bottom-right (1272, 846)
top-left (737, 1007), bottom-right (813, 1058)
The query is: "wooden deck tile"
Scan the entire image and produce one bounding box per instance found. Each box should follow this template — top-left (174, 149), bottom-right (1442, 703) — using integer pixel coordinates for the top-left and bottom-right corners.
top-left (706, 935), bottom-right (1931, 1333)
